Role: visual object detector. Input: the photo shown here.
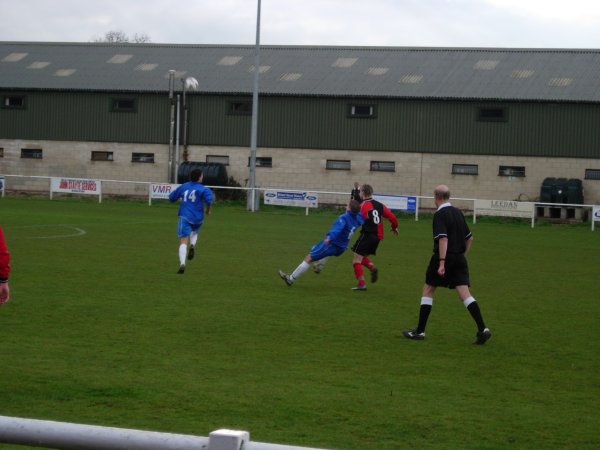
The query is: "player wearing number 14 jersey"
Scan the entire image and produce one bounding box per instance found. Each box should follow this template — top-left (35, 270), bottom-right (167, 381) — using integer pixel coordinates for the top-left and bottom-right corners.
top-left (351, 184), bottom-right (398, 290)
top-left (169, 169), bottom-right (213, 274)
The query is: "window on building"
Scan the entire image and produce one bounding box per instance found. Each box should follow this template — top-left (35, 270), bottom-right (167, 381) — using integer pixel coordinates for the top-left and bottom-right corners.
top-left (585, 169), bottom-right (600, 180)
top-left (207, 155), bottom-right (230, 165)
top-left (478, 107), bottom-right (507, 122)
top-left (2, 95), bottom-right (26, 109)
top-left (0, 148), bottom-right (3, 158)
top-left (349, 104), bottom-right (377, 118)
top-left (21, 148), bottom-right (42, 159)
top-left (452, 164), bottom-right (479, 175)
top-left (326, 160), bottom-right (351, 170)
top-left (111, 97), bottom-right (136, 112)
top-left (247, 157), bottom-right (272, 168)
top-left (370, 161), bottom-right (395, 172)
top-left (91, 151), bottom-right (114, 161)
top-left (498, 165), bottom-right (525, 177)
top-left (228, 100), bottom-right (252, 115)
top-left (132, 153), bottom-right (154, 163)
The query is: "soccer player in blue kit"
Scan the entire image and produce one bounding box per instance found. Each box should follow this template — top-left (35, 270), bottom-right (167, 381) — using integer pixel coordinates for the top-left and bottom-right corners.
top-left (278, 199), bottom-right (364, 286)
top-left (169, 168), bottom-right (213, 274)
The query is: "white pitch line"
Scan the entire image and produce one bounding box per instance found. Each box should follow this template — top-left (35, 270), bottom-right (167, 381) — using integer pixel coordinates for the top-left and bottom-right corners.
top-left (8, 220), bottom-right (169, 239)
top-left (15, 225), bottom-right (87, 239)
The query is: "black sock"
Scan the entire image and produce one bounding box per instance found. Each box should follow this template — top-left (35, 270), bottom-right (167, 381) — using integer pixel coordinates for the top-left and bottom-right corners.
top-left (467, 302), bottom-right (486, 332)
top-left (417, 304), bottom-right (432, 333)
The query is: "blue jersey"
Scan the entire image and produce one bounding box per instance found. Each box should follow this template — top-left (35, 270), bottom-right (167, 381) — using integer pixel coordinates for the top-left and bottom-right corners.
top-left (168, 181), bottom-right (213, 224)
top-left (326, 211), bottom-right (364, 249)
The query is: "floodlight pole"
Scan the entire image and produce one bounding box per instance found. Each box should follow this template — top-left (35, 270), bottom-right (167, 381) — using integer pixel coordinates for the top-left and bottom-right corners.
top-left (182, 79), bottom-right (189, 161)
top-left (174, 94), bottom-right (181, 183)
top-left (247, 0), bottom-right (261, 211)
top-left (168, 70), bottom-right (176, 183)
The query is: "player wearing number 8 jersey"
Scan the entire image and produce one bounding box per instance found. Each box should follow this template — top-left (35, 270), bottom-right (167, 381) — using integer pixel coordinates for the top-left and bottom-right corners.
top-left (351, 184), bottom-right (398, 291)
top-left (169, 168), bottom-right (213, 274)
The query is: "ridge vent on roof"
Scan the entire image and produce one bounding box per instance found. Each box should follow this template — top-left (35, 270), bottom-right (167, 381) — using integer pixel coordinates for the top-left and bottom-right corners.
top-left (28, 61), bottom-right (50, 69)
top-left (367, 67), bottom-right (389, 75)
top-left (548, 77), bottom-right (573, 87)
top-left (2, 53), bottom-right (28, 62)
top-left (107, 54), bottom-right (133, 64)
top-left (249, 65), bottom-right (271, 74)
top-left (135, 63), bottom-right (159, 71)
top-left (332, 57), bottom-right (358, 68)
top-left (218, 56), bottom-right (243, 66)
top-left (54, 69), bottom-right (76, 77)
top-left (511, 69), bottom-right (535, 78)
top-left (399, 74), bottom-right (423, 84)
top-left (279, 72), bottom-right (302, 81)
top-left (473, 59), bottom-right (499, 70)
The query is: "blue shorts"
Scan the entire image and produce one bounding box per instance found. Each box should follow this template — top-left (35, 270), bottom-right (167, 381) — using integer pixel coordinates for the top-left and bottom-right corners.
top-left (309, 240), bottom-right (345, 261)
top-left (177, 217), bottom-right (202, 238)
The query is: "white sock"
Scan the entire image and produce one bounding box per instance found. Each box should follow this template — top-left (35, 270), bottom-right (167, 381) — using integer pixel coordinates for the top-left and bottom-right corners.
top-left (463, 296), bottom-right (476, 308)
top-left (317, 257), bottom-right (329, 268)
top-left (291, 261), bottom-right (310, 280)
top-left (179, 244), bottom-right (187, 265)
top-left (190, 232), bottom-right (198, 247)
top-left (421, 296), bottom-right (433, 306)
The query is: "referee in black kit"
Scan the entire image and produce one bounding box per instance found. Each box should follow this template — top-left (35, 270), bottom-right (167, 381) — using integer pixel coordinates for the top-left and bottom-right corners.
top-left (403, 184), bottom-right (491, 345)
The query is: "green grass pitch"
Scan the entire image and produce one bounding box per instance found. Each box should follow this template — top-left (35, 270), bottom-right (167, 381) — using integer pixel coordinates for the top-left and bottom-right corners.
top-left (0, 196), bottom-right (598, 450)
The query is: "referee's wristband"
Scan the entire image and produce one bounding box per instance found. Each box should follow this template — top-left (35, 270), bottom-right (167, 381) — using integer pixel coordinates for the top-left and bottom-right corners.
top-left (439, 258), bottom-right (445, 261)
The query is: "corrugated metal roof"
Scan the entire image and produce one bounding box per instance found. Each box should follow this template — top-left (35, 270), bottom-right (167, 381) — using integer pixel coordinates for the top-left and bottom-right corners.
top-left (1, 41), bottom-right (600, 102)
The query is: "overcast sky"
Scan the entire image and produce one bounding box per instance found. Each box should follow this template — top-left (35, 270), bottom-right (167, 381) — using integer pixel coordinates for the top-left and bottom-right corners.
top-left (2, 0), bottom-right (600, 48)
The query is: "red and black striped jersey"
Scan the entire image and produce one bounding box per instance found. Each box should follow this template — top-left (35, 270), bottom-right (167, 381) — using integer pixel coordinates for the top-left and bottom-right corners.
top-left (359, 198), bottom-right (398, 240)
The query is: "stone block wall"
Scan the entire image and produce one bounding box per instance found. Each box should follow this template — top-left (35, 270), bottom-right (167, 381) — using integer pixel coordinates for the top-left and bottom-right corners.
top-left (1, 139), bottom-right (598, 204)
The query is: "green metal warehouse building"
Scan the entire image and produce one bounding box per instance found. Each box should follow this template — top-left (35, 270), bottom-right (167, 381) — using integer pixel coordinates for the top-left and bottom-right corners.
top-left (1, 42), bottom-right (599, 203)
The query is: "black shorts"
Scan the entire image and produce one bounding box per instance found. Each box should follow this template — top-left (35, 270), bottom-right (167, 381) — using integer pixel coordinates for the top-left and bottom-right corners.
top-left (425, 253), bottom-right (470, 289)
top-left (352, 232), bottom-right (380, 256)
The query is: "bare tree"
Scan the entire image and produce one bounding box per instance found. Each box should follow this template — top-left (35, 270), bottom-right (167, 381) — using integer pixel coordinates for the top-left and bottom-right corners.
top-left (131, 33), bottom-right (152, 43)
top-left (92, 30), bottom-right (151, 43)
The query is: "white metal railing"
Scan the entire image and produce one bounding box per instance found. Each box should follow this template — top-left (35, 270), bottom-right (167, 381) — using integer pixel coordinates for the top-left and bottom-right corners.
top-left (0, 415), bottom-right (329, 450)
top-left (1, 174), bottom-right (598, 229)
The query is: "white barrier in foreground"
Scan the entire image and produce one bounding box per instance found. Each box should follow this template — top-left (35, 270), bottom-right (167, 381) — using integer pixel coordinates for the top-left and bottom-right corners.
top-left (0, 416), bottom-right (329, 450)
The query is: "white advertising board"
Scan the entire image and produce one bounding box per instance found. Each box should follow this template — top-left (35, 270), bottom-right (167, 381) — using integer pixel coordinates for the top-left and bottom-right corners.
top-left (474, 199), bottom-right (535, 227)
top-left (51, 177), bottom-right (101, 195)
top-left (263, 190), bottom-right (318, 208)
top-left (150, 183), bottom-right (180, 200)
top-left (373, 194), bottom-right (417, 211)
top-left (474, 199), bottom-right (534, 218)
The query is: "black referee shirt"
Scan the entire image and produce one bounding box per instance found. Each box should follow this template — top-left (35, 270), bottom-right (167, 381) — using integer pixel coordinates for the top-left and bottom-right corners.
top-left (432, 203), bottom-right (472, 254)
